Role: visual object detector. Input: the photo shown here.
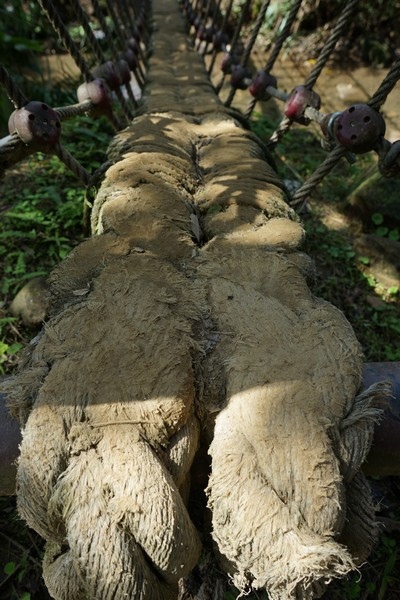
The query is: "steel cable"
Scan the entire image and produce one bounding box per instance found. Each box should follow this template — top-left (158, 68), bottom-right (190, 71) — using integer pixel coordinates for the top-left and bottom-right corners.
top-left (0, 65), bottom-right (27, 109)
top-left (68, 0), bottom-right (132, 121)
top-left (225, 0), bottom-right (271, 106)
top-left (268, 0), bottom-right (358, 148)
top-left (245, 0), bottom-right (303, 118)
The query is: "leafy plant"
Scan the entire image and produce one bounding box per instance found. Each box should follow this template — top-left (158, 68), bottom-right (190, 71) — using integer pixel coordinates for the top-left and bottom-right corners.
top-left (0, 114), bottom-right (113, 373)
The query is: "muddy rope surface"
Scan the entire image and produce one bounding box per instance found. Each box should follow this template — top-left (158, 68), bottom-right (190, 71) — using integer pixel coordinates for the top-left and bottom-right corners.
top-left (1, 1), bottom-right (392, 599)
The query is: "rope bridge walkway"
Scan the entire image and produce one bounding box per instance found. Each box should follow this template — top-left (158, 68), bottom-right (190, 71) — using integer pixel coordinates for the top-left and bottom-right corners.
top-left (1, 0), bottom-right (399, 203)
top-left (0, 2), bottom-right (399, 600)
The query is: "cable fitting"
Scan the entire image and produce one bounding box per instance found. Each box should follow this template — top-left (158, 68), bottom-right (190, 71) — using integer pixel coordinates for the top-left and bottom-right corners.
top-left (92, 61), bottom-right (121, 91)
top-left (284, 85), bottom-right (321, 125)
top-left (77, 79), bottom-right (113, 117)
top-left (8, 101), bottom-right (61, 151)
top-left (249, 70), bottom-right (278, 101)
top-left (230, 65), bottom-right (253, 90)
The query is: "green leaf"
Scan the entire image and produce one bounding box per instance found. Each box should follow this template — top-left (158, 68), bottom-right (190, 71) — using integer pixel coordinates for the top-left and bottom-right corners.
top-left (358, 255), bottom-right (370, 265)
top-left (7, 342), bottom-right (23, 355)
top-left (376, 226), bottom-right (389, 237)
top-left (372, 212), bottom-right (384, 225)
top-left (388, 228), bottom-right (400, 241)
top-left (0, 341), bottom-right (9, 355)
top-left (3, 560), bottom-right (17, 575)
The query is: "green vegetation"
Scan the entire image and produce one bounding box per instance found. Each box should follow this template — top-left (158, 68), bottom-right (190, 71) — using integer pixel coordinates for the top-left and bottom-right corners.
top-left (0, 115), bottom-right (113, 375)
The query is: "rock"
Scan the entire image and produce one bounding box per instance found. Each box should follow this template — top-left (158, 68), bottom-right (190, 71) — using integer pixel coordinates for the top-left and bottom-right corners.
top-left (10, 276), bottom-right (48, 327)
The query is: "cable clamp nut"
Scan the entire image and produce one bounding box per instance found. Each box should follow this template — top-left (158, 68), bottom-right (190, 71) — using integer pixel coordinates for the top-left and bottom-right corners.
top-left (332, 104), bottom-right (386, 154)
top-left (249, 70), bottom-right (277, 101)
top-left (284, 85), bottom-right (321, 125)
top-left (8, 101), bottom-right (61, 151)
top-left (77, 79), bottom-right (113, 117)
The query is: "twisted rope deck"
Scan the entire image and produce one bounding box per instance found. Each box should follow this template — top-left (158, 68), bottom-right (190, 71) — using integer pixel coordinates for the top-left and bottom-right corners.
top-left (1, 2), bottom-right (392, 599)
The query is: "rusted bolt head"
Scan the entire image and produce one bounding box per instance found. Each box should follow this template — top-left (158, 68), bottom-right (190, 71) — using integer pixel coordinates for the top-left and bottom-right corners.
top-left (334, 104), bottom-right (386, 153)
top-left (8, 101), bottom-right (61, 150)
top-left (249, 70), bottom-right (277, 100)
top-left (77, 79), bottom-right (113, 116)
top-left (284, 85), bottom-right (321, 124)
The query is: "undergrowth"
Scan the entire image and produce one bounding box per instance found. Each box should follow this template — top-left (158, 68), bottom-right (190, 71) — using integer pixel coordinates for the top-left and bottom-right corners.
top-left (0, 115), bottom-right (113, 375)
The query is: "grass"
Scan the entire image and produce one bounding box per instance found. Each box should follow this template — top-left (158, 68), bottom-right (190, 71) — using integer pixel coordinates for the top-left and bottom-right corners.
top-left (0, 114), bottom-right (114, 375)
top-left (0, 101), bottom-right (399, 599)
top-left (0, 109), bottom-right (114, 599)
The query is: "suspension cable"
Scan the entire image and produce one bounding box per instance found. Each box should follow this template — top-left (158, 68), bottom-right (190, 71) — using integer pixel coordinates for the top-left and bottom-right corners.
top-left (245, 0), bottom-right (303, 118)
top-left (268, 0), bottom-right (358, 148)
top-left (225, 0), bottom-right (271, 106)
top-left (0, 65), bottom-right (27, 109)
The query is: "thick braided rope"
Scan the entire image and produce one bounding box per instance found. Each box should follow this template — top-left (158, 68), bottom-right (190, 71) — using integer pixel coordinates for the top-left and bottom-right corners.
top-left (6, 1), bottom-right (387, 599)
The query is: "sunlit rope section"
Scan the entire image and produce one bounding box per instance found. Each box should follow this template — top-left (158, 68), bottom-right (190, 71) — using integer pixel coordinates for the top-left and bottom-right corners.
top-left (180, 0), bottom-right (400, 205)
top-left (0, 0), bottom-right (151, 185)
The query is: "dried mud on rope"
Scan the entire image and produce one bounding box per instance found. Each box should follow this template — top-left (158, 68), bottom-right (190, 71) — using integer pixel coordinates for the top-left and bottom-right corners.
top-left (0, 1), bottom-right (395, 599)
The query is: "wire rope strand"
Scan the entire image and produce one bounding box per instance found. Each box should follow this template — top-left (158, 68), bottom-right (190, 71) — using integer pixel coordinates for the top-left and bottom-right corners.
top-left (0, 65), bottom-right (27, 109)
top-left (225, 0), bottom-right (271, 106)
top-left (114, 0), bottom-right (147, 84)
top-left (207, 0), bottom-right (234, 76)
top-left (53, 142), bottom-right (90, 185)
top-left (304, 0), bottom-right (358, 89)
top-left (269, 0), bottom-right (358, 148)
top-left (290, 145), bottom-right (346, 205)
top-left (195, 0), bottom-right (213, 52)
top-left (68, 0), bottom-right (104, 64)
top-left (90, 0), bottom-right (139, 108)
top-left (67, 0), bottom-right (132, 121)
top-left (0, 132), bottom-right (33, 172)
top-left (38, 0), bottom-right (93, 82)
top-left (368, 56), bottom-right (400, 111)
top-left (200, 0), bottom-right (223, 57)
top-left (54, 100), bottom-right (93, 120)
top-left (215, 0), bottom-right (253, 94)
top-left (104, 0), bottom-right (146, 83)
